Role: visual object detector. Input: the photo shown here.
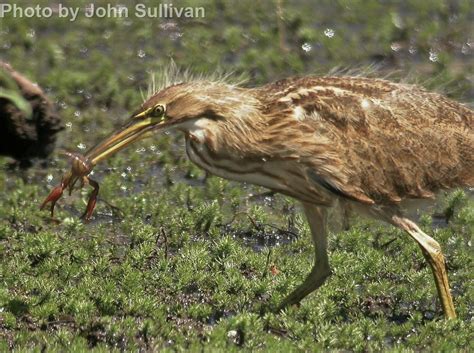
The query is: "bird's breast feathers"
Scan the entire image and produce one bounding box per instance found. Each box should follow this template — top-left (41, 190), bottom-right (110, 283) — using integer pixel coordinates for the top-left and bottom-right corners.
top-left (180, 117), bottom-right (215, 144)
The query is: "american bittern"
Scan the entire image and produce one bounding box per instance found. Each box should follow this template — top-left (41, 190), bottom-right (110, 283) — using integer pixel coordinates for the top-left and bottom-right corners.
top-left (43, 74), bottom-right (473, 319)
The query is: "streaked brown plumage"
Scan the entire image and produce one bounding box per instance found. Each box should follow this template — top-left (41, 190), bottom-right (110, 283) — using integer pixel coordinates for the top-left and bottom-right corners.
top-left (143, 77), bottom-right (472, 207)
top-left (48, 74), bottom-right (474, 319)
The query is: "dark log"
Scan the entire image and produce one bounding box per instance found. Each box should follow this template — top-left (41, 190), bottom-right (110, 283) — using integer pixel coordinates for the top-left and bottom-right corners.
top-left (0, 62), bottom-right (63, 167)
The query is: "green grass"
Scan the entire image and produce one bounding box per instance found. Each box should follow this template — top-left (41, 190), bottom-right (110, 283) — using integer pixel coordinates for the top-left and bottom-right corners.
top-left (0, 0), bottom-right (473, 351)
top-left (1, 172), bottom-right (473, 351)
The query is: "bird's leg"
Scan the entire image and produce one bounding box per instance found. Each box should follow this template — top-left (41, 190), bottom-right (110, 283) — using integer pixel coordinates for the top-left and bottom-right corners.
top-left (391, 215), bottom-right (456, 319)
top-left (278, 204), bottom-right (331, 310)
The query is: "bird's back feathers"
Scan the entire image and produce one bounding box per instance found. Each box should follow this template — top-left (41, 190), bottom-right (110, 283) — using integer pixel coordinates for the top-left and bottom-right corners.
top-left (254, 76), bottom-right (473, 204)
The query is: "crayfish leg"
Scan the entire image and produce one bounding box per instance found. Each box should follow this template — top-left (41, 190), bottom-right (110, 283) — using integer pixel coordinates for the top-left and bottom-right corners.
top-left (81, 178), bottom-right (100, 221)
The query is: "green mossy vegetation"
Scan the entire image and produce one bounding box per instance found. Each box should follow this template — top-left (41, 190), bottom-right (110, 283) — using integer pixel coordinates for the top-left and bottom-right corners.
top-left (0, 0), bottom-right (472, 351)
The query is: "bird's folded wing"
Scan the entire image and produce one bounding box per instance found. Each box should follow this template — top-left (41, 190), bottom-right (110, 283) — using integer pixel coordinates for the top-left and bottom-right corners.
top-left (305, 168), bottom-right (375, 205)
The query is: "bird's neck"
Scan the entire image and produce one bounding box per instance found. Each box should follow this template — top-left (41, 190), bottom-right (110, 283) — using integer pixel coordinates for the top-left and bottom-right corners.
top-left (180, 117), bottom-right (216, 146)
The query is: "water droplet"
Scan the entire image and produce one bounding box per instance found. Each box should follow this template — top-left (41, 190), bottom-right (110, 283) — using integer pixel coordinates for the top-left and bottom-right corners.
top-left (149, 145), bottom-right (156, 151)
top-left (169, 32), bottom-right (183, 41)
top-left (390, 42), bottom-right (402, 52)
top-left (301, 42), bottom-right (312, 52)
top-left (46, 174), bottom-right (53, 182)
top-left (77, 143), bottom-right (86, 150)
top-left (121, 172), bottom-right (127, 178)
top-left (461, 42), bottom-right (471, 55)
top-left (137, 49), bottom-right (146, 58)
top-left (160, 21), bottom-right (178, 30)
top-left (324, 28), bottom-right (335, 38)
top-left (103, 31), bottom-right (112, 39)
top-left (429, 50), bottom-right (438, 62)
top-left (409, 46), bottom-right (417, 55)
top-left (65, 122), bottom-right (72, 129)
top-left (227, 330), bottom-right (237, 338)
top-left (74, 111), bottom-right (81, 118)
top-left (391, 13), bottom-right (403, 29)
top-left (136, 147), bottom-right (146, 153)
top-left (126, 166), bottom-right (132, 172)
top-left (27, 29), bottom-right (36, 38)
top-left (120, 185), bottom-right (127, 191)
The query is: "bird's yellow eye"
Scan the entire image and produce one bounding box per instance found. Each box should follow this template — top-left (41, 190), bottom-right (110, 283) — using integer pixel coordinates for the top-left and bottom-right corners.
top-left (149, 104), bottom-right (165, 118)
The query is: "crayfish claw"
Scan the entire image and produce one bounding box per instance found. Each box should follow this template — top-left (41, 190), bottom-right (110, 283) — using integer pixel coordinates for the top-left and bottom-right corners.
top-left (40, 151), bottom-right (98, 221)
top-left (40, 184), bottom-right (64, 217)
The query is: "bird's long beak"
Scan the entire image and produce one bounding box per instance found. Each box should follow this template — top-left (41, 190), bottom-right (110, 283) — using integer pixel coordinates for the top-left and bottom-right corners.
top-left (84, 116), bottom-right (164, 165)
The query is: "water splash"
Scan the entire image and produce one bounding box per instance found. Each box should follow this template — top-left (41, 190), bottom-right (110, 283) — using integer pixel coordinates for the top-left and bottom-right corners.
top-left (324, 28), bottom-right (335, 38)
top-left (390, 42), bottom-right (402, 52)
top-left (301, 43), bottom-right (312, 52)
top-left (169, 32), bottom-right (183, 41)
top-left (429, 50), bottom-right (439, 62)
top-left (461, 42), bottom-right (471, 55)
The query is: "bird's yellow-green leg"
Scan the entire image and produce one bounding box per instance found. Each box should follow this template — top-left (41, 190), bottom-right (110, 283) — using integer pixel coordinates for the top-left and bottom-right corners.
top-left (391, 216), bottom-right (456, 319)
top-left (278, 204), bottom-right (332, 310)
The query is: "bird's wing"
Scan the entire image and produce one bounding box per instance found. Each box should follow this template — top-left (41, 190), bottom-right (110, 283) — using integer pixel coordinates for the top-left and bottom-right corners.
top-left (304, 168), bottom-right (376, 205)
top-left (260, 76), bottom-right (473, 204)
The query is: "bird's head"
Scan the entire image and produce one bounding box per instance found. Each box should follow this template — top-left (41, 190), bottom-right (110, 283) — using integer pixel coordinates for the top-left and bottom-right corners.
top-left (84, 80), bottom-right (260, 165)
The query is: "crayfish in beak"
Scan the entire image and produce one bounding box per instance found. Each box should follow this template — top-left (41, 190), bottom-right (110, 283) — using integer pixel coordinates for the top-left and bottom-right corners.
top-left (40, 152), bottom-right (99, 221)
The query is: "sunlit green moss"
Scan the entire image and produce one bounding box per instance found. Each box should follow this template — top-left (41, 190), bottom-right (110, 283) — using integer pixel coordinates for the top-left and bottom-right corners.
top-left (0, 0), bottom-right (473, 351)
